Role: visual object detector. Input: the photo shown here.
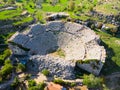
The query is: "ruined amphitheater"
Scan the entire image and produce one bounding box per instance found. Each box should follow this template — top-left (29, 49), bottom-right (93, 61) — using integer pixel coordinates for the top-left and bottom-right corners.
top-left (9, 21), bottom-right (106, 79)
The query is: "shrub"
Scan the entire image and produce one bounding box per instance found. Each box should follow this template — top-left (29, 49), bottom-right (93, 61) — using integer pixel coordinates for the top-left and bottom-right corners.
top-left (91, 24), bottom-right (95, 29)
top-left (96, 22), bottom-right (103, 29)
top-left (53, 79), bottom-right (76, 87)
top-left (68, 0), bottom-right (75, 11)
top-left (11, 77), bottom-right (20, 88)
top-left (53, 79), bottom-right (65, 85)
top-left (3, 49), bottom-right (11, 59)
top-left (0, 63), bottom-right (13, 78)
top-left (28, 80), bottom-right (36, 87)
top-left (76, 4), bottom-right (82, 11)
top-left (4, 59), bottom-right (11, 64)
top-left (35, 11), bottom-right (46, 24)
top-left (0, 49), bottom-right (11, 65)
top-left (28, 82), bottom-right (45, 90)
top-left (37, 82), bottom-right (46, 90)
top-left (42, 69), bottom-right (50, 76)
top-left (77, 59), bottom-right (99, 64)
top-left (70, 82), bottom-right (76, 87)
top-left (17, 63), bottom-right (26, 72)
top-left (83, 74), bottom-right (103, 88)
top-left (0, 57), bottom-right (4, 65)
top-left (28, 86), bottom-right (38, 90)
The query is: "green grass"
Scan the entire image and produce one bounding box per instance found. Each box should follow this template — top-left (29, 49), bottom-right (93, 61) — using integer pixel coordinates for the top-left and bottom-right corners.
top-left (95, 30), bottom-right (120, 75)
top-left (24, 1), bottom-right (35, 13)
top-left (0, 4), bottom-right (4, 8)
top-left (13, 16), bottom-right (33, 25)
top-left (94, 0), bottom-right (120, 15)
top-left (56, 48), bottom-right (65, 58)
top-left (0, 10), bottom-right (22, 20)
top-left (69, 12), bottom-right (90, 21)
top-left (40, 0), bottom-right (99, 21)
top-left (42, 3), bottom-right (65, 12)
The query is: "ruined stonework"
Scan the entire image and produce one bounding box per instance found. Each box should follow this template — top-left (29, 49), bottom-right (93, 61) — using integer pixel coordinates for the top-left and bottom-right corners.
top-left (8, 21), bottom-right (106, 79)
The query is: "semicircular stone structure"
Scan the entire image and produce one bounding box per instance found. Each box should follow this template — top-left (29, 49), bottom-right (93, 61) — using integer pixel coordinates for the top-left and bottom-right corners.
top-left (9, 21), bottom-right (106, 79)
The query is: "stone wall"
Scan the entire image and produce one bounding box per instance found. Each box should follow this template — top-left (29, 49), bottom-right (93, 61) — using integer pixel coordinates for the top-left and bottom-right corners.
top-left (90, 11), bottom-right (120, 26)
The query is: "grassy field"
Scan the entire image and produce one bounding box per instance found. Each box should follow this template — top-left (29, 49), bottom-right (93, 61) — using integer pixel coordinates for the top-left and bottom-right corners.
top-left (94, 0), bottom-right (120, 15)
top-left (0, 10), bottom-right (22, 20)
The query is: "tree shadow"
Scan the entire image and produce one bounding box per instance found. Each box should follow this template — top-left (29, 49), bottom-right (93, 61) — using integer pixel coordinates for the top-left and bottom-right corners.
top-left (100, 40), bottom-right (120, 76)
top-left (99, 40), bottom-right (120, 90)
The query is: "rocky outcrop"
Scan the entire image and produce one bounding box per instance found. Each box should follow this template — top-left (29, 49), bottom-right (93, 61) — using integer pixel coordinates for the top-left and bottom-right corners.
top-left (9, 21), bottom-right (106, 78)
top-left (46, 12), bottom-right (69, 21)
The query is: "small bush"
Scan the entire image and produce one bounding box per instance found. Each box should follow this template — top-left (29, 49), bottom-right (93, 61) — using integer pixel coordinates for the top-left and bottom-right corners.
top-left (68, 0), bottom-right (75, 11)
top-left (53, 79), bottom-right (76, 87)
top-left (17, 63), bottom-right (26, 72)
top-left (0, 49), bottom-right (11, 65)
top-left (0, 63), bottom-right (13, 78)
top-left (37, 82), bottom-right (46, 90)
top-left (28, 80), bottom-right (36, 87)
top-left (28, 82), bottom-right (45, 90)
top-left (83, 74), bottom-right (103, 88)
top-left (53, 79), bottom-right (65, 85)
top-left (3, 49), bottom-right (11, 59)
top-left (11, 77), bottom-right (20, 88)
top-left (4, 59), bottom-right (11, 64)
top-left (70, 82), bottom-right (76, 87)
top-left (96, 22), bottom-right (103, 29)
top-left (77, 59), bottom-right (99, 64)
top-left (42, 69), bottom-right (50, 76)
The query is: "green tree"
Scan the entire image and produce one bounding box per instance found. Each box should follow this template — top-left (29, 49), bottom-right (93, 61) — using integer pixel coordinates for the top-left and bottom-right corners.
top-left (4, 59), bottom-right (11, 64)
top-left (0, 63), bottom-right (13, 78)
top-left (83, 74), bottom-right (103, 88)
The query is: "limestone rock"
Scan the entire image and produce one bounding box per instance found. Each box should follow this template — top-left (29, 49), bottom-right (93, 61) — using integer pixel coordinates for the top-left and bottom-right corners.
top-left (9, 21), bottom-right (106, 78)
